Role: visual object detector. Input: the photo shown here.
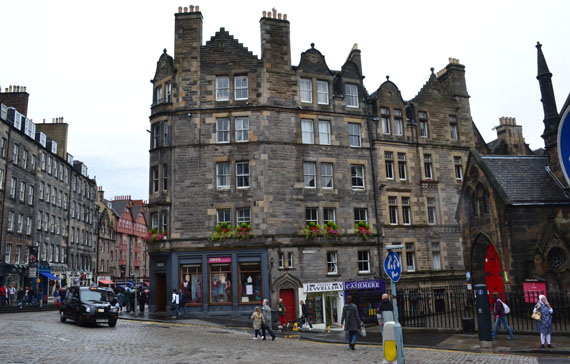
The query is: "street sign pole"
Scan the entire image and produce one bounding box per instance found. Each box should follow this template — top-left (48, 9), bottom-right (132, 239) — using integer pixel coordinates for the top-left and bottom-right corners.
top-left (384, 246), bottom-right (405, 364)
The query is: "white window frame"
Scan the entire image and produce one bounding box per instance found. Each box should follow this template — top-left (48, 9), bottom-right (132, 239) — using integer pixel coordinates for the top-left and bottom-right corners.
top-left (156, 85), bottom-right (163, 104)
top-left (393, 109), bottom-right (403, 136)
top-left (419, 112), bottom-right (429, 138)
top-left (278, 253), bottom-right (284, 269)
top-left (327, 251), bottom-right (338, 275)
top-left (234, 75), bottom-right (248, 100)
top-left (402, 197), bottom-right (411, 225)
top-left (216, 209), bottom-right (231, 224)
top-left (17, 214), bottom-right (23, 233)
top-left (287, 252), bottom-right (293, 268)
top-left (166, 82), bottom-right (172, 102)
top-left (162, 165), bottom-right (168, 192)
top-left (381, 108), bottom-right (391, 135)
top-left (216, 76), bottom-right (230, 101)
top-left (323, 208), bottom-right (336, 224)
top-left (432, 242), bottom-right (442, 271)
top-left (405, 243), bottom-right (416, 272)
top-left (385, 152), bottom-right (394, 180)
top-left (237, 208), bottom-right (251, 225)
top-left (163, 121), bottom-right (169, 147)
top-left (235, 117), bottom-right (249, 142)
top-left (236, 162), bottom-right (250, 188)
top-left (7, 211), bottom-right (14, 232)
top-left (348, 123), bottom-right (361, 147)
top-left (321, 163), bottom-right (333, 189)
top-left (305, 207), bottom-right (318, 226)
top-left (9, 177), bottom-right (16, 199)
top-left (358, 251), bottom-right (370, 273)
top-left (19, 181), bottom-right (25, 202)
top-left (301, 119), bottom-right (314, 144)
top-left (424, 154), bottom-right (433, 180)
top-left (388, 196), bottom-right (398, 225)
top-left (26, 217), bottom-right (32, 235)
top-left (427, 197), bottom-right (437, 225)
top-left (449, 115), bottom-right (458, 140)
top-left (303, 162), bottom-right (316, 188)
top-left (345, 83), bottom-right (359, 108)
top-left (354, 208), bottom-right (368, 225)
top-left (454, 156), bottom-right (463, 181)
top-left (216, 118), bottom-right (230, 143)
top-left (300, 78), bottom-right (312, 103)
top-left (317, 80), bottom-right (329, 105)
top-left (4, 243), bottom-right (11, 263)
top-left (152, 167), bottom-right (159, 194)
top-left (398, 153), bottom-right (407, 181)
top-left (216, 162), bottom-right (230, 190)
top-left (351, 165), bottom-right (365, 190)
top-left (318, 120), bottom-right (331, 145)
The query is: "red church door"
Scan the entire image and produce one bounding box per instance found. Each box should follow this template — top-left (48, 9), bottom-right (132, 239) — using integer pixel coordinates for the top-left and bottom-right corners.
top-left (484, 244), bottom-right (504, 304)
top-left (279, 289), bottom-right (296, 323)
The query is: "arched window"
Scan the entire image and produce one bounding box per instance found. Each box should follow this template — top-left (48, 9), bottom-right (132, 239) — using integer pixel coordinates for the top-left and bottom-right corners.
top-left (465, 187), bottom-right (477, 217)
top-left (476, 184), bottom-right (489, 214)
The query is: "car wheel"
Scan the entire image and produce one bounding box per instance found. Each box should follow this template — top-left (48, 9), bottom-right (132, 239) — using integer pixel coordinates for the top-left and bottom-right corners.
top-left (108, 320), bottom-right (117, 328)
top-left (75, 314), bottom-right (83, 326)
top-left (60, 310), bottom-right (67, 323)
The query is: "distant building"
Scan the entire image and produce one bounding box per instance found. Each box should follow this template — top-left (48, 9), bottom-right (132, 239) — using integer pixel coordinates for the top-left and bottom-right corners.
top-left (96, 186), bottom-right (116, 283)
top-left (457, 43), bottom-right (570, 295)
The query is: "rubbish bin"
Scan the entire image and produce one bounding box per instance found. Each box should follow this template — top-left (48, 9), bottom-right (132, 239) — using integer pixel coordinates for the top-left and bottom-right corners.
top-left (462, 317), bottom-right (474, 334)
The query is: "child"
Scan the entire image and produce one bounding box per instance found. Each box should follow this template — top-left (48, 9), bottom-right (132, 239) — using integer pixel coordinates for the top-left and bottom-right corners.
top-left (250, 306), bottom-right (265, 340)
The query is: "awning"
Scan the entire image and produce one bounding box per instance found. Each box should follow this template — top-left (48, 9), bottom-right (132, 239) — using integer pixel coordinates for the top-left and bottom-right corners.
top-left (40, 272), bottom-right (59, 280)
top-left (98, 280), bottom-right (114, 285)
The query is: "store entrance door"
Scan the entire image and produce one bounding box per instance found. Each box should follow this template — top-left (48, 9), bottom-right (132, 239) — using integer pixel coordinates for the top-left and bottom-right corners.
top-left (280, 289), bottom-right (296, 323)
top-left (325, 294), bottom-right (338, 325)
top-left (155, 273), bottom-right (166, 312)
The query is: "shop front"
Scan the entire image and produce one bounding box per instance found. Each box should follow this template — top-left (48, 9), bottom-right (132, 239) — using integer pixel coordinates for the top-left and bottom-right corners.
top-left (300, 281), bottom-right (344, 328)
top-left (150, 249), bottom-right (269, 321)
top-left (0, 263), bottom-right (27, 288)
top-left (344, 279), bottom-right (386, 324)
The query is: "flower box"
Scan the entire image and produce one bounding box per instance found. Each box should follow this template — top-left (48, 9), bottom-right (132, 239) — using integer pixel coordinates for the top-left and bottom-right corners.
top-left (324, 221), bottom-right (341, 240)
top-left (354, 221), bottom-right (371, 240)
top-left (143, 228), bottom-right (166, 243)
top-left (304, 221), bottom-right (323, 239)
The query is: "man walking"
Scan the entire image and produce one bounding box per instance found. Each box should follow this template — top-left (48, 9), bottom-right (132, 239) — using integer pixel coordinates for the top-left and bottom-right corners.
top-left (491, 292), bottom-right (515, 340)
top-left (261, 299), bottom-right (276, 341)
top-left (178, 289), bottom-right (187, 317)
top-left (171, 289), bottom-right (180, 317)
top-left (298, 300), bottom-right (312, 330)
top-left (0, 285), bottom-right (6, 306)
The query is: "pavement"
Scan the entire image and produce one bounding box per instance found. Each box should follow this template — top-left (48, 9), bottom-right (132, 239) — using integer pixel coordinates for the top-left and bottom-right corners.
top-left (115, 310), bottom-right (570, 357)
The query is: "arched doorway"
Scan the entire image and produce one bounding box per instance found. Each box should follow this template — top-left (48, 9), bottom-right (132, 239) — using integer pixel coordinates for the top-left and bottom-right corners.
top-left (484, 244), bottom-right (504, 301)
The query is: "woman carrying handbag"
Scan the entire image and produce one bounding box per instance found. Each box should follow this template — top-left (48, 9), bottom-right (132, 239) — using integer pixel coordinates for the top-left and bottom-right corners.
top-left (533, 295), bottom-right (554, 348)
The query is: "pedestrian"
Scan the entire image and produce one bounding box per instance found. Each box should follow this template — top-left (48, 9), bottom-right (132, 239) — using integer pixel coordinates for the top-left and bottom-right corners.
top-left (178, 289), bottom-right (187, 317)
top-left (277, 298), bottom-right (289, 329)
top-left (0, 285), bottom-right (6, 306)
top-left (261, 299), bottom-right (276, 341)
top-left (117, 291), bottom-right (124, 312)
top-left (54, 287), bottom-right (60, 308)
top-left (171, 289), bottom-right (180, 317)
top-left (250, 306), bottom-right (265, 340)
top-left (377, 293), bottom-right (394, 332)
top-left (298, 300), bottom-right (312, 330)
top-left (340, 296), bottom-right (363, 350)
top-left (137, 286), bottom-right (147, 314)
top-left (38, 289), bottom-right (44, 308)
top-left (491, 292), bottom-right (514, 340)
top-left (17, 287), bottom-right (24, 309)
top-left (9, 285), bottom-right (16, 306)
top-left (534, 294), bottom-right (554, 348)
top-left (124, 287), bottom-right (131, 313)
top-left (28, 287), bottom-right (34, 305)
top-left (129, 287), bottom-right (136, 313)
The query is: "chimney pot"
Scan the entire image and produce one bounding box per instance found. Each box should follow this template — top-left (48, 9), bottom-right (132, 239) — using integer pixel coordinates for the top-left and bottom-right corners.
top-left (283, 14), bottom-right (287, 20)
top-left (190, 5), bottom-right (194, 11)
top-left (184, 6), bottom-right (188, 12)
top-left (278, 13), bottom-right (282, 20)
top-left (195, 5), bottom-right (199, 11)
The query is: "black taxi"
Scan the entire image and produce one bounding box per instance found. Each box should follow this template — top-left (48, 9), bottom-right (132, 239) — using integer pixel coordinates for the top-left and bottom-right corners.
top-left (59, 286), bottom-right (118, 327)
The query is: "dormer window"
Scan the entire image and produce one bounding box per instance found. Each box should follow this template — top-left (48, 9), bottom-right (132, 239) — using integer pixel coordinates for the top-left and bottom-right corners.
top-left (300, 78), bottom-right (312, 103)
top-left (156, 86), bottom-right (163, 104)
top-left (166, 83), bottom-right (172, 102)
top-left (345, 83), bottom-right (359, 108)
top-left (216, 76), bottom-right (230, 101)
top-left (317, 80), bottom-right (329, 105)
top-left (234, 76), bottom-right (248, 100)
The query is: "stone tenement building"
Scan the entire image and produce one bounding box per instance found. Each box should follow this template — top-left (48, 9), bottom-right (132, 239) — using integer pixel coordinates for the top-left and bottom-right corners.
top-left (0, 86), bottom-right (98, 292)
top-left (147, 6), bottom-right (479, 324)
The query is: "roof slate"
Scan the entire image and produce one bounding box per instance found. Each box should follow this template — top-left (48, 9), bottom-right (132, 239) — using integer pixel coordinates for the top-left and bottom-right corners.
top-left (481, 156), bottom-right (569, 204)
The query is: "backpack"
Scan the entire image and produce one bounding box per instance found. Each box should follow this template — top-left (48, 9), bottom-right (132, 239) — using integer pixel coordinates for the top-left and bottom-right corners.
top-left (499, 299), bottom-right (510, 315)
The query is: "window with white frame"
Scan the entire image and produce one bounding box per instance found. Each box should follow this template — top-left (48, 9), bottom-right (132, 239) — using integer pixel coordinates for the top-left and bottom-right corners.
top-left (216, 162), bottom-right (230, 190)
top-left (56, 217), bottom-right (61, 235)
top-left (26, 216), bottom-right (32, 235)
top-left (43, 213), bottom-right (48, 232)
top-left (301, 119), bottom-right (314, 144)
top-left (163, 121), bottom-right (169, 147)
top-left (45, 184), bottom-right (50, 202)
top-left (323, 208), bottom-right (336, 224)
top-left (151, 167), bottom-right (159, 193)
top-left (22, 149), bottom-right (28, 169)
top-left (327, 251), bottom-right (338, 275)
top-left (26, 185), bottom-right (33, 205)
top-left (5, 243), bottom-right (11, 263)
top-left (388, 196), bottom-right (398, 225)
top-left (317, 80), bottom-right (329, 104)
top-left (419, 112), bottom-right (429, 138)
top-left (217, 209), bottom-right (231, 224)
top-left (351, 165), bottom-right (365, 190)
top-left (432, 242), bottom-right (441, 270)
top-left (235, 117), bottom-right (249, 142)
top-left (385, 151), bottom-right (394, 180)
top-left (151, 213), bottom-right (158, 230)
top-left (216, 118), bottom-right (230, 143)
top-left (381, 107), bottom-right (391, 135)
top-left (0, 169), bottom-right (4, 190)
top-left (303, 162), bottom-right (316, 188)
top-left (318, 120), bottom-right (331, 145)
top-left (59, 164), bottom-right (63, 181)
top-left (19, 181), bottom-right (25, 202)
top-left (50, 215), bottom-right (55, 233)
top-left (161, 212), bottom-right (168, 233)
top-left (57, 190), bottom-right (62, 208)
top-left (17, 214), bottom-right (23, 233)
top-left (12, 144), bottom-right (19, 165)
top-left (278, 253), bottom-right (284, 268)
top-left (305, 207), bottom-right (318, 226)
top-left (151, 123), bottom-right (159, 149)
top-left (402, 197), bottom-right (411, 225)
top-left (427, 197), bottom-right (437, 225)
top-left (37, 211), bottom-right (42, 230)
top-left (51, 186), bottom-right (56, 205)
top-left (63, 194), bottom-right (67, 210)
top-left (47, 156), bottom-right (52, 174)
top-left (454, 156), bottom-right (463, 181)
top-left (449, 115), bottom-right (458, 140)
top-left (237, 208), bottom-right (250, 225)
top-left (300, 78), bottom-right (312, 103)
top-left (236, 162), bottom-right (250, 188)
top-left (424, 154), bottom-right (433, 180)
top-left (405, 243), bottom-right (416, 272)
top-left (321, 163), bottom-right (333, 189)
top-left (354, 208), bottom-right (367, 225)
top-left (9, 177), bottom-right (16, 199)
top-left (162, 165), bottom-right (168, 192)
top-left (0, 138), bottom-right (5, 158)
top-left (166, 82), bottom-right (172, 102)
top-left (7, 211), bottom-right (14, 232)
top-left (15, 245), bottom-right (21, 264)
top-left (394, 109), bottom-right (403, 136)
top-left (156, 86), bottom-right (163, 104)
top-left (40, 152), bottom-right (46, 170)
top-left (216, 76), bottom-right (230, 101)
top-left (348, 123), bottom-right (361, 147)
top-left (358, 251), bottom-right (370, 273)
top-left (345, 83), bottom-right (359, 107)
top-left (397, 153), bottom-right (407, 180)
top-left (287, 252), bottom-right (293, 268)
top-left (234, 75), bottom-right (248, 100)
top-left (54, 161), bottom-right (58, 178)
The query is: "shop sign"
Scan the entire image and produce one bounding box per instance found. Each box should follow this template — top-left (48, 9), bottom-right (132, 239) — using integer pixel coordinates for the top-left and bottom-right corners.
top-left (303, 281), bottom-right (344, 293)
top-left (208, 257), bottom-right (232, 263)
top-left (28, 266), bottom-right (37, 278)
top-left (302, 250), bottom-right (316, 254)
top-left (523, 280), bottom-right (547, 303)
top-left (344, 279), bottom-right (385, 291)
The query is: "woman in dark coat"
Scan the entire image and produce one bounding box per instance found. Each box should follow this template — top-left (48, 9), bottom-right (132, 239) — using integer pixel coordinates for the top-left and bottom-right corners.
top-left (340, 296), bottom-right (363, 350)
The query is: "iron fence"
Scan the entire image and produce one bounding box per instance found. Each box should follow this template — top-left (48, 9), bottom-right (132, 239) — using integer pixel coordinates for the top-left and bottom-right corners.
top-left (391, 285), bottom-right (570, 334)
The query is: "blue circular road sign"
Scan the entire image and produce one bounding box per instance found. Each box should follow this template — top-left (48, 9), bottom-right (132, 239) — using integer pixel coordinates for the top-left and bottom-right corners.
top-left (558, 107), bottom-right (570, 186)
top-left (384, 251), bottom-right (402, 282)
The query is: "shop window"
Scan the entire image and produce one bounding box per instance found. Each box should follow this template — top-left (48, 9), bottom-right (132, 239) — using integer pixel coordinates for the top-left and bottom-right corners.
top-left (239, 262), bottom-right (262, 303)
top-left (209, 262), bottom-right (232, 304)
top-left (180, 264), bottom-right (203, 305)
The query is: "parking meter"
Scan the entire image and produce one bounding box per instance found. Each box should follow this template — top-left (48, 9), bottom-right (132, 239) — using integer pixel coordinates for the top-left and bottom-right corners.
top-left (382, 321), bottom-right (397, 364)
top-left (474, 284), bottom-right (492, 346)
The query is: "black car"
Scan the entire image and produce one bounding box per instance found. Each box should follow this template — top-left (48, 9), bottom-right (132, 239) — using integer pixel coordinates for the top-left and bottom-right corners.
top-left (60, 286), bottom-right (118, 327)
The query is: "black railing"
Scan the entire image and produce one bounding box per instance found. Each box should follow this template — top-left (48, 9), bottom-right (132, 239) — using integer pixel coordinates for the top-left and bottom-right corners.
top-left (390, 285), bottom-right (570, 334)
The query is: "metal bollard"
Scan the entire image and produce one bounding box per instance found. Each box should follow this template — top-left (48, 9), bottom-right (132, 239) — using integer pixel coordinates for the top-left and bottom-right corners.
top-left (382, 321), bottom-right (397, 364)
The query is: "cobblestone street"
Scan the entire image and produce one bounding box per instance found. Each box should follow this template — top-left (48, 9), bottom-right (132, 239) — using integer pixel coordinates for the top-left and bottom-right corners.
top-left (0, 312), bottom-right (557, 363)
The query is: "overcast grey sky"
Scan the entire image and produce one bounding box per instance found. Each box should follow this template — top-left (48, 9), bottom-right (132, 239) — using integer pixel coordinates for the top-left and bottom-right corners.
top-left (1, 0), bottom-right (569, 200)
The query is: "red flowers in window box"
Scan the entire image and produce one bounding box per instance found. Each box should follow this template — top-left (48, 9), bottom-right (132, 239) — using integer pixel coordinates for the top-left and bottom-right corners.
top-left (143, 228), bottom-right (167, 243)
top-left (354, 221), bottom-right (371, 240)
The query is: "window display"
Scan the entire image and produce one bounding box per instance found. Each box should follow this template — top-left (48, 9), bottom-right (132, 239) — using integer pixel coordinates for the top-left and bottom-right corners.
top-left (239, 262), bottom-right (262, 303)
top-left (209, 260), bottom-right (232, 304)
top-left (179, 264), bottom-right (202, 305)
top-left (305, 293), bottom-right (324, 324)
